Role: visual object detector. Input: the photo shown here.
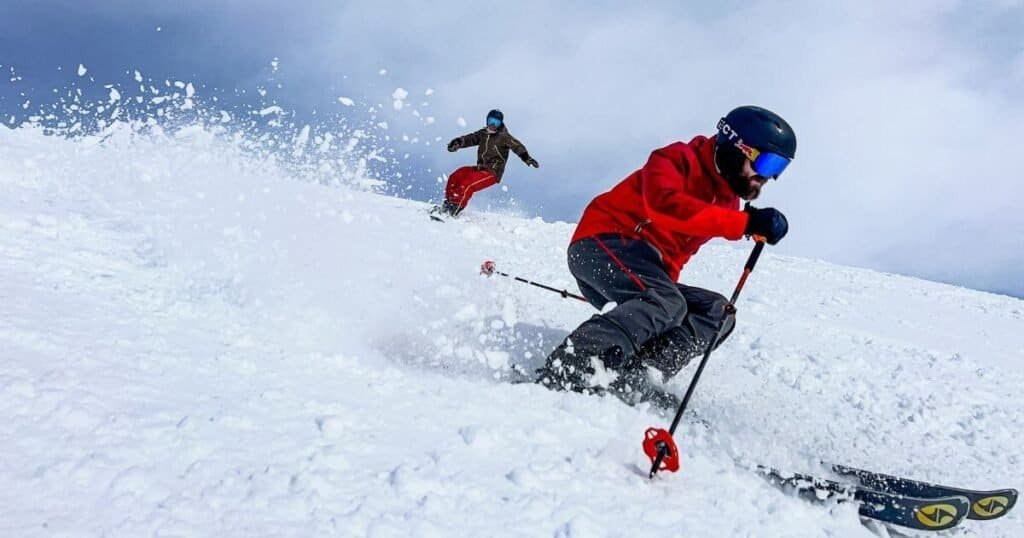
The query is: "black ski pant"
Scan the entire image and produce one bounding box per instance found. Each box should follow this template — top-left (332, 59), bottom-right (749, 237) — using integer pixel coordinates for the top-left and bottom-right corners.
top-left (556, 234), bottom-right (734, 380)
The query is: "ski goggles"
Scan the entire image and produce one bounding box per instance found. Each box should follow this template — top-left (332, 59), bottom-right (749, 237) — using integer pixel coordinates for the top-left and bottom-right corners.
top-left (486, 116), bottom-right (502, 128)
top-left (736, 142), bottom-right (791, 178)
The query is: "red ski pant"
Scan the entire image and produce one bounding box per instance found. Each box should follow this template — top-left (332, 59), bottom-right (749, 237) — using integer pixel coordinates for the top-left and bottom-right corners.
top-left (445, 166), bottom-right (498, 210)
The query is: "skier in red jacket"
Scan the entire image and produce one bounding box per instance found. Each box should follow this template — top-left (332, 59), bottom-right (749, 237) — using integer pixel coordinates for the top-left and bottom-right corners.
top-left (536, 105), bottom-right (795, 408)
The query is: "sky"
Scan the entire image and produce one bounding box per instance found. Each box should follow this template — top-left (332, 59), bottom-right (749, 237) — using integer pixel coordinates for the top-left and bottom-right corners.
top-left (3, 0), bottom-right (1023, 297)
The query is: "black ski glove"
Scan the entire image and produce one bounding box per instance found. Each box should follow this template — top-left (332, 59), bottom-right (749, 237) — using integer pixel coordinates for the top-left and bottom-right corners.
top-left (447, 139), bottom-right (460, 152)
top-left (523, 155), bottom-right (539, 168)
top-left (744, 205), bottom-right (788, 245)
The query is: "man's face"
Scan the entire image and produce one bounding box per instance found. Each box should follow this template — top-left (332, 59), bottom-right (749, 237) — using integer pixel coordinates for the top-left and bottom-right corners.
top-left (735, 158), bottom-right (769, 200)
top-left (486, 116), bottom-right (501, 133)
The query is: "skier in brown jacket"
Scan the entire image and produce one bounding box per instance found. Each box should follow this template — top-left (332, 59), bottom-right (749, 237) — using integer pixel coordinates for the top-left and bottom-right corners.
top-left (433, 109), bottom-right (539, 218)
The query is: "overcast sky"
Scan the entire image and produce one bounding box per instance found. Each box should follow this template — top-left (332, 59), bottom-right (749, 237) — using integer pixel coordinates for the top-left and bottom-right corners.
top-left (3, 0), bottom-right (1023, 297)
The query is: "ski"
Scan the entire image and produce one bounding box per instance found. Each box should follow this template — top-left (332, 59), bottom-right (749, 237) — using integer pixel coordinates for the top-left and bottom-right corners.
top-left (755, 465), bottom-right (969, 531)
top-left (830, 463), bottom-right (1018, 521)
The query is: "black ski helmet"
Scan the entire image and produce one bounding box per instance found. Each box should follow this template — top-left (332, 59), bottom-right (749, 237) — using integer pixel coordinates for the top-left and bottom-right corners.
top-left (714, 105), bottom-right (796, 182)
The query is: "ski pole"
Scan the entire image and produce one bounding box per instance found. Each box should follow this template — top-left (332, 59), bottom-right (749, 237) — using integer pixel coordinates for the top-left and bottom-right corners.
top-left (479, 260), bottom-right (589, 303)
top-left (645, 239), bottom-right (767, 478)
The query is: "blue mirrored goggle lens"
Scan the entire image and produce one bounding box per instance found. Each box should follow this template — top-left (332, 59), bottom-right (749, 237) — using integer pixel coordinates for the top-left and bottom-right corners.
top-left (487, 117), bottom-right (502, 127)
top-left (752, 152), bottom-right (790, 178)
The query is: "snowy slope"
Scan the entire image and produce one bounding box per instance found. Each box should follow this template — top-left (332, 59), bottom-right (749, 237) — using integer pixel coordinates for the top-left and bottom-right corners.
top-left (1, 122), bottom-right (1022, 538)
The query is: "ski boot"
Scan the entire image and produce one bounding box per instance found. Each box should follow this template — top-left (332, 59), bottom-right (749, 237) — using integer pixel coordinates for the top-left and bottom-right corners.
top-left (429, 200), bottom-right (463, 221)
top-left (606, 359), bottom-right (681, 411)
top-left (535, 340), bottom-right (599, 394)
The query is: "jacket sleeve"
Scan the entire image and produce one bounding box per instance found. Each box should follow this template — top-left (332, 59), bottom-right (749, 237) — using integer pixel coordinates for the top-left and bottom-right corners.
top-left (639, 144), bottom-right (748, 239)
top-left (506, 133), bottom-right (531, 160)
top-left (456, 129), bottom-right (485, 148)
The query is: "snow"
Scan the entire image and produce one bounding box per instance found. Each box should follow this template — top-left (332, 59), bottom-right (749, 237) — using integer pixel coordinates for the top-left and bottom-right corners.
top-left (391, 88), bottom-right (408, 111)
top-left (293, 125), bottom-right (311, 156)
top-left (0, 119), bottom-right (1021, 537)
top-left (77, 64), bottom-right (87, 76)
top-left (337, 97), bottom-right (355, 106)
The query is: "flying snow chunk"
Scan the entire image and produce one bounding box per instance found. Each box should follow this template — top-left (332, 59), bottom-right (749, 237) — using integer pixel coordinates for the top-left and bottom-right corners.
top-left (77, 64), bottom-right (87, 76)
top-left (294, 125), bottom-right (311, 154)
top-left (378, 69), bottom-right (387, 75)
top-left (425, 88), bottom-right (434, 96)
top-left (457, 117), bottom-right (467, 127)
top-left (108, 88), bottom-right (121, 102)
top-left (337, 97), bottom-right (355, 106)
top-left (392, 88), bottom-right (408, 111)
top-left (259, 106), bottom-right (284, 116)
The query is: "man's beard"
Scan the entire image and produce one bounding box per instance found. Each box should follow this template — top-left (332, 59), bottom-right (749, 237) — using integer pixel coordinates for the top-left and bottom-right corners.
top-left (717, 144), bottom-right (759, 198)
top-left (727, 174), bottom-right (763, 200)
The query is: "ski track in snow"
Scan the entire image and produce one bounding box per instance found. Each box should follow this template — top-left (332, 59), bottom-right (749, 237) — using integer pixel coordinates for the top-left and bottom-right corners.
top-left (0, 125), bottom-right (1022, 537)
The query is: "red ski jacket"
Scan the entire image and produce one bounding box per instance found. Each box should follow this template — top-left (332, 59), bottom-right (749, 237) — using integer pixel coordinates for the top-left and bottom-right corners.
top-left (572, 136), bottom-right (749, 281)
